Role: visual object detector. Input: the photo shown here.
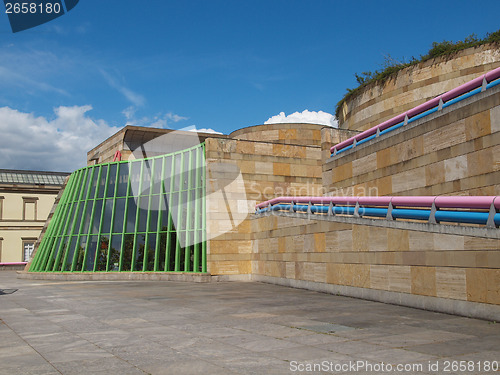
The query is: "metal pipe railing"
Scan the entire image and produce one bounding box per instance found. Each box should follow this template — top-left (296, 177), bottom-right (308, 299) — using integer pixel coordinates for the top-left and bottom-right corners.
top-left (330, 66), bottom-right (500, 156)
top-left (0, 262), bottom-right (28, 266)
top-left (255, 196), bottom-right (500, 228)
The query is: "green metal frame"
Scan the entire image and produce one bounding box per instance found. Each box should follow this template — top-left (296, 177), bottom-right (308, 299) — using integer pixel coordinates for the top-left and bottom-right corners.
top-left (29, 143), bottom-right (207, 273)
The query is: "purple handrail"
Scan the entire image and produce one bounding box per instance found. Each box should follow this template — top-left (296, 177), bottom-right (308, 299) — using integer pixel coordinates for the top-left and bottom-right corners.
top-left (256, 195), bottom-right (500, 210)
top-left (331, 66), bottom-right (500, 154)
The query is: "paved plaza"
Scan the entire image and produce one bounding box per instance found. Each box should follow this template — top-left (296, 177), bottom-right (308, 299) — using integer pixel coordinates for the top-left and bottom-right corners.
top-left (0, 271), bottom-right (499, 375)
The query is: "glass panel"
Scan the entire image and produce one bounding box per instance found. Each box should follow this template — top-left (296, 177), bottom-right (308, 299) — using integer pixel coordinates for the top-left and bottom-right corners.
top-left (173, 154), bottom-right (182, 191)
top-left (180, 191), bottom-right (188, 230)
top-left (112, 198), bottom-right (126, 233)
top-left (126, 197), bottom-right (138, 233)
top-left (101, 199), bottom-right (114, 234)
top-left (121, 234), bottom-right (134, 271)
top-left (106, 164), bottom-right (117, 198)
top-left (116, 163), bottom-right (130, 197)
top-left (81, 202), bottom-right (94, 234)
top-left (81, 169), bottom-right (92, 199)
top-left (89, 167), bottom-right (100, 198)
top-left (134, 234), bottom-right (146, 271)
top-left (108, 235), bottom-right (121, 271)
top-left (152, 158), bottom-right (163, 194)
top-left (74, 236), bottom-right (87, 271)
top-left (51, 237), bottom-right (63, 271)
top-left (84, 236), bottom-right (98, 271)
top-left (169, 192), bottom-right (179, 224)
top-left (129, 161), bottom-right (142, 197)
top-left (149, 195), bottom-right (159, 232)
top-left (145, 234), bottom-right (156, 271)
top-left (97, 165), bottom-right (108, 198)
top-left (71, 201), bottom-right (85, 237)
top-left (95, 236), bottom-right (109, 271)
top-left (157, 232), bottom-right (166, 272)
top-left (163, 156), bottom-right (172, 194)
top-left (182, 152), bottom-right (189, 190)
top-left (64, 202), bottom-right (78, 235)
top-left (167, 231), bottom-right (178, 271)
top-left (160, 195), bottom-right (170, 231)
top-left (64, 236), bottom-right (78, 271)
top-left (137, 196), bottom-right (149, 233)
top-left (90, 200), bottom-right (103, 234)
top-left (141, 159), bottom-right (152, 195)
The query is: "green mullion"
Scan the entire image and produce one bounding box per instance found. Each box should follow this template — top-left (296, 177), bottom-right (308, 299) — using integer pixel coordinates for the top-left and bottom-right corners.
top-left (193, 147), bottom-right (201, 273)
top-left (118, 161), bottom-right (133, 271)
top-left (184, 149), bottom-right (194, 272)
top-left (34, 171), bottom-right (78, 271)
top-left (47, 171), bottom-right (82, 272)
top-left (143, 159), bottom-right (156, 272)
top-left (106, 162), bottom-right (120, 271)
top-left (48, 171), bottom-right (82, 271)
top-left (130, 161), bottom-right (145, 271)
top-left (201, 144), bottom-right (207, 273)
top-left (165, 155), bottom-right (176, 271)
top-left (59, 168), bottom-right (89, 272)
top-left (61, 167), bottom-right (90, 271)
top-left (70, 166), bottom-right (97, 272)
top-left (91, 165), bottom-right (112, 272)
top-left (174, 152), bottom-right (185, 272)
top-left (154, 156), bottom-right (166, 271)
top-left (80, 166), bottom-right (104, 272)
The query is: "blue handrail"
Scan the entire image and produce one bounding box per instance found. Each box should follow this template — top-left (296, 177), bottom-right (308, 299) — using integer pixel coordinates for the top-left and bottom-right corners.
top-left (257, 203), bottom-right (500, 227)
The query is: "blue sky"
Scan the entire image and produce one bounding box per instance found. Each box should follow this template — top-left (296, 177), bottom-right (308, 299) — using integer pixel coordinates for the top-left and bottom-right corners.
top-left (0, 0), bottom-right (499, 171)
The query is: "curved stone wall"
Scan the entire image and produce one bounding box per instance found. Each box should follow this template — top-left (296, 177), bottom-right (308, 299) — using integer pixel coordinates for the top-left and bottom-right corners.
top-left (338, 43), bottom-right (500, 131)
top-left (229, 123), bottom-right (323, 146)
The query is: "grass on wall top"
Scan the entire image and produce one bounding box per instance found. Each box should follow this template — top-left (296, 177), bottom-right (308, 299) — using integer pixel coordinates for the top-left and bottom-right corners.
top-left (335, 29), bottom-right (500, 120)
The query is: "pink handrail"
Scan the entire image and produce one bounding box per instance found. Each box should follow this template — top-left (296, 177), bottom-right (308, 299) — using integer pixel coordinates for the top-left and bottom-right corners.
top-left (330, 66), bottom-right (500, 154)
top-left (0, 262), bottom-right (28, 266)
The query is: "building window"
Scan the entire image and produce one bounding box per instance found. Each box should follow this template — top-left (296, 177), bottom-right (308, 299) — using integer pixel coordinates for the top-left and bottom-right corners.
top-left (22, 239), bottom-right (36, 262)
top-left (22, 197), bottom-right (38, 221)
top-left (0, 238), bottom-right (3, 262)
top-left (0, 196), bottom-right (3, 220)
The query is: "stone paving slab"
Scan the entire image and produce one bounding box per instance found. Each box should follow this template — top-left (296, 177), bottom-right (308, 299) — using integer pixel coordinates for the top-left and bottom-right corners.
top-left (0, 271), bottom-right (499, 375)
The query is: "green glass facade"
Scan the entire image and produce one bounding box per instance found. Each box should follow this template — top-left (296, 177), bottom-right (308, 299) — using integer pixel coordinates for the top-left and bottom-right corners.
top-left (29, 143), bottom-right (207, 273)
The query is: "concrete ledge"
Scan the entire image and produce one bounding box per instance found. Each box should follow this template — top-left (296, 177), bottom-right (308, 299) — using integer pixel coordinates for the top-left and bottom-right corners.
top-left (17, 271), bottom-right (214, 283)
top-left (211, 274), bottom-right (253, 282)
top-left (1, 264), bottom-right (27, 271)
top-left (252, 274), bottom-right (500, 322)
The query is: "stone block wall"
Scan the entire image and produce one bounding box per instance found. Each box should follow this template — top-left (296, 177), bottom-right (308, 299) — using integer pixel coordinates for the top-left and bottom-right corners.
top-left (324, 84), bottom-right (500, 197)
top-left (252, 214), bottom-right (500, 311)
top-left (230, 123), bottom-right (322, 146)
top-left (205, 124), bottom-right (324, 275)
top-left (338, 44), bottom-right (500, 132)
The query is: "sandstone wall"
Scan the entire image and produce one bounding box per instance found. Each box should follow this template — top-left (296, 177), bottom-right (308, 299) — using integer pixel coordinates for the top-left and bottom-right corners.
top-left (338, 44), bottom-right (500, 132)
top-left (324, 84), bottom-right (500, 197)
top-left (205, 124), bottom-right (324, 275)
top-left (252, 215), bottom-right (500, 313)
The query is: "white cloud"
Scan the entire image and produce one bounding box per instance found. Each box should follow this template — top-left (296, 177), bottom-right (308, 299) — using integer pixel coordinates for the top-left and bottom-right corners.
top-left (0, 105), bottom-right (119, 172)
top-left (187, 127), bottom-right (223, 134)
top-left (265, 110), bottom-right (338, 127)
